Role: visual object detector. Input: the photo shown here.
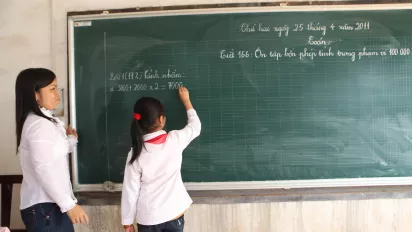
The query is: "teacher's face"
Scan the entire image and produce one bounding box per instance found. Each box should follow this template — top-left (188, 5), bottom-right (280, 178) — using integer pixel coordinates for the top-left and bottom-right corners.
top-left (35, 78), bottom-right (60, 110)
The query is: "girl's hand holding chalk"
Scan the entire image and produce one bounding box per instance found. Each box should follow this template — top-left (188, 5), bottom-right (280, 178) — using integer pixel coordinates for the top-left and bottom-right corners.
top-left (178, 86), bottom-right (193, 110)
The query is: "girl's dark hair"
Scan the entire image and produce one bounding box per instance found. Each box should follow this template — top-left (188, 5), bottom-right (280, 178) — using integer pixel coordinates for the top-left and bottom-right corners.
top-left (129, 97), bottom-right (165, 164)
top-left (15, 68), bottom-right (56, 147)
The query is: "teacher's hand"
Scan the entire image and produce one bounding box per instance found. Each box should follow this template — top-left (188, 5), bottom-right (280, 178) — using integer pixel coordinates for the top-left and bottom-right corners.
top-left (66, 125), bottom-right (78, 139)
top-left (67, 204), bottom-right (89, 224)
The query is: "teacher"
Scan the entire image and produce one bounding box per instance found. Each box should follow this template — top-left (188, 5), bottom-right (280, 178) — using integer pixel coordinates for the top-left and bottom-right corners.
top-left (15, 68), bottom-right (89, 231)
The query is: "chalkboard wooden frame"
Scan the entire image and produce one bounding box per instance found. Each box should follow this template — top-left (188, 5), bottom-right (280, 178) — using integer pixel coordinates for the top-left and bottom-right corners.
top-left (68, 2), bottom-right (412, 192)
top-left (74, 185), bottom-right (412, 205)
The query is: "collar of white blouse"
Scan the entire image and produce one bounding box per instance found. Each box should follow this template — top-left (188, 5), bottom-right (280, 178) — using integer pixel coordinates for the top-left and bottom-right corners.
top-left (39, 107), bottom-right (67, 138)
top-left (39, 107), bottom-right (53, 117)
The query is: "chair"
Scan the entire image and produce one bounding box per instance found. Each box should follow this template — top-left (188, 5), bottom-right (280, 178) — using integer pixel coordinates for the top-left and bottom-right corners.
top-left (0, 175), bottom-right (26, 232)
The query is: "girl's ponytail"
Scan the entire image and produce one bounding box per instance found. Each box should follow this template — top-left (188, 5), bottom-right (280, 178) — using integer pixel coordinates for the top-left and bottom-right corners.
top-left (129, 118), bottom-right (144, 164)
top-left (128, 97), bottom-right (165, 164)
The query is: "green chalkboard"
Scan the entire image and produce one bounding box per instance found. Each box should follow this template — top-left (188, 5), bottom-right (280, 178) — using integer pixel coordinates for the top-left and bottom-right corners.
top-left (70, 8), bottom-right (412, 186)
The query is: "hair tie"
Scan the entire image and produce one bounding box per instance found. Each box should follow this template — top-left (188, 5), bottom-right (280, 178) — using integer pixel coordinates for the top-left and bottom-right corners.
top-left (134, 113), bottom-right (141, 121)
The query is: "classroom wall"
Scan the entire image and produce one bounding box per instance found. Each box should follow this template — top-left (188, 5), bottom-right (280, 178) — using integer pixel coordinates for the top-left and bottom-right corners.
top-left (1, 0), bottom-right (51, 227)
top-left (2, 0), bottom-right (412, 231)
top-left (0, 0), bottom-right (52, 175)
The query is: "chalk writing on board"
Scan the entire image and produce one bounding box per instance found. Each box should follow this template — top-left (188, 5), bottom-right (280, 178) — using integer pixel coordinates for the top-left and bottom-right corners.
top-left (108, 69), bottom-right (184, 81)
top-left (338, 22), bottom-right (370, 31)
top-left (109, 82), bottom-right (184, 92)
top-left (273, 25), bottom-right (290, 37)
top-left (306, 22), bottom-right (327, 35)
top-left (220, 47), bottom-right (411, 61)
top-left (241, 23), bottom-right (290, 36)
top-left (231, 21), bottom-right (386, 61)
top-left (308, 36), bottom-right (333, 46)
top-left (239, 21), bottom-right (371, 36)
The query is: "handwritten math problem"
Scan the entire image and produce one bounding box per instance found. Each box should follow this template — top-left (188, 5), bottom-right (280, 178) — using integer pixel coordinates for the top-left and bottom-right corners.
top-left (107, 69), bottom-right (185, 92)
top-left (109, 82), bottom-right (184, 92)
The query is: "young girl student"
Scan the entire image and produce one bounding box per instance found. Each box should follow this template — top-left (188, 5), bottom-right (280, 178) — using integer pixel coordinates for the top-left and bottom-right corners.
top-left (121, 87), bottom-right (201, 232)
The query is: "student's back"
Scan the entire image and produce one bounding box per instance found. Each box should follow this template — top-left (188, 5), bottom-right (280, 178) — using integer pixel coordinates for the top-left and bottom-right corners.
top-left (121, 87), bottom-right (201, 232)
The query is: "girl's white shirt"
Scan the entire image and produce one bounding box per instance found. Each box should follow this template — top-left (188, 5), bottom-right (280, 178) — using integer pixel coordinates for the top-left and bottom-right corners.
top-left (121, 109), bottom-right (201, 226)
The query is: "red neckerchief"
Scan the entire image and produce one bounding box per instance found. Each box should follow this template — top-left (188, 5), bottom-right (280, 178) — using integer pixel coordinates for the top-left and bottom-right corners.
top-left (145, 134), bottom-right (167, 144)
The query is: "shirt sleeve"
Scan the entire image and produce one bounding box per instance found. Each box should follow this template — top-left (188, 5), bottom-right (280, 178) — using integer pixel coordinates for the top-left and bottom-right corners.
top-left (121, 151), bottom-right (142, 225)
top-left (67, 135), bottom-right (78, 153)
top-left (27, 119), bottom-right (76, 213)
top-left (169, 109), bottom-right (202, 149)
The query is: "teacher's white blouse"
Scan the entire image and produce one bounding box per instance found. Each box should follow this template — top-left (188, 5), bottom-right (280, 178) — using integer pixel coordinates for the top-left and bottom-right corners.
top-left (18, 108), bottom-right (77, 212)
